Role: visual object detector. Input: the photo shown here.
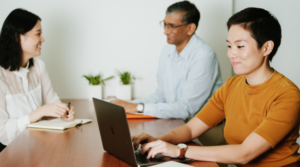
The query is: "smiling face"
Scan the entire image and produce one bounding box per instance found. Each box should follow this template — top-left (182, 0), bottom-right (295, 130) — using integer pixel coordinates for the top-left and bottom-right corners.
top-left (20, 20), bottom-right (45, 64)
top-left (163, 12), bottom-right (190, 45)
top-left (227, 25), bottom-right (267, 75)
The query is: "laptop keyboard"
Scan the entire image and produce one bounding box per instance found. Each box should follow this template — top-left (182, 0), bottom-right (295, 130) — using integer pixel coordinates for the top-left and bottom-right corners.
top-left (133, 144), bottom-right (193, 165)
top-left (135, 151), bottom-right (149, 162)
top-left (134, 150), bottom-right (166, 163)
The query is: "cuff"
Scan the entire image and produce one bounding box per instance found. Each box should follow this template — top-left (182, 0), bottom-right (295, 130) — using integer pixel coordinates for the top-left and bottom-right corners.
top-left (130, 99), bottom-right (142, 103)
top-left (17, 115), bottom-right (30, 131)
top-left (143, 103), bottom-right (156, 116)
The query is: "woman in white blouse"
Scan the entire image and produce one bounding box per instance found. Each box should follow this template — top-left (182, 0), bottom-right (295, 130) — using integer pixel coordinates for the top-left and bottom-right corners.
top-left (0, 9), bottom-right (75, 151)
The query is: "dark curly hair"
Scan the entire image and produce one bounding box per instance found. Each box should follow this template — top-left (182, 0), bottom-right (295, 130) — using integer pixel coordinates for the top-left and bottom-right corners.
top-left (227, 7), bottom-right (281, 62)
top-left (0, 8), bottom-right (41, 71)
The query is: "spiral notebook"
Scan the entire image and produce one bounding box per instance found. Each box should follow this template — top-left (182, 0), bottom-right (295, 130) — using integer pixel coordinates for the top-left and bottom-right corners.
top-left (27, 118), bottom-right (92, 130)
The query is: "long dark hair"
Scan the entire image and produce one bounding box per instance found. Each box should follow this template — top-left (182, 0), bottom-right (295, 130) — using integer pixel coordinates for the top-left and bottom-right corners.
top-left (0, 8), bottom-right (41, 71)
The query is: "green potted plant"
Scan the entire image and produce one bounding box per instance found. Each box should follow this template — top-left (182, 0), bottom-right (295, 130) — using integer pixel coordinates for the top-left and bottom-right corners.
top-left (115, 70), bottom-right (135, 101)
top-left (83, 74), bottom-right (114, 100)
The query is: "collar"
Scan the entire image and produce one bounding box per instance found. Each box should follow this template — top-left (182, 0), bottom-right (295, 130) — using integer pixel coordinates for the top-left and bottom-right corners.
top-left (168, 34), bottom-right (197, 60)
top-left (12, 62), bottom-right (30, 78)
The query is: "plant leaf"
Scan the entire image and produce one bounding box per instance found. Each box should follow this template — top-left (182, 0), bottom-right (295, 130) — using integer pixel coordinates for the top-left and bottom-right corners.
top-left (102, 76), bottom-right (114, 81)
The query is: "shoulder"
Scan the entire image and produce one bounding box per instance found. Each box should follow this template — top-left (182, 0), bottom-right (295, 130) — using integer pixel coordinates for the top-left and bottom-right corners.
top-left (0, 67), bottom-right (8, 93)
top-left (227, 75), bottom-right (244, 83)
top-left (0, 66), bottom-right (8, 82)
top-left (223, 75), bottom-right (244, 89)
top-left (276, 71), bottom-right (299, 89)
top-left (33, 58), bottom-right (46, 72)
top-left (194, 36), bottom-right (215, 53)
top-left (272, 70), bottom-right (300, 98)
top-left (0, 67), bottom-right (3, 80)
top-left (189, 36), bottom-right (217, 61)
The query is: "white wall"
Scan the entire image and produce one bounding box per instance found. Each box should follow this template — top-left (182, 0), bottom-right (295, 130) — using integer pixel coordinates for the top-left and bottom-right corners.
top-left (234, 0), bottom-right (300, 88)
top-left (0, 0), bottom-right (232, 99)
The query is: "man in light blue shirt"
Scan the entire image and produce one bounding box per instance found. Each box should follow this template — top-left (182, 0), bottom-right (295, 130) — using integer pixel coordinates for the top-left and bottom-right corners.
top-left (112, 1), bottom-right (222, 121)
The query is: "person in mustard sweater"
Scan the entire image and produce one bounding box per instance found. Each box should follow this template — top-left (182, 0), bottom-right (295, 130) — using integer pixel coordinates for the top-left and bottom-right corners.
top-left (131, 7), bottom-right (300, 167)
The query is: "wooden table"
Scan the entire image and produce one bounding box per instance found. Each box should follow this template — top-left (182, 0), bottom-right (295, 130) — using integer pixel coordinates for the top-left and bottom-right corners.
top-left (0, 100), bottom-right (218, 167)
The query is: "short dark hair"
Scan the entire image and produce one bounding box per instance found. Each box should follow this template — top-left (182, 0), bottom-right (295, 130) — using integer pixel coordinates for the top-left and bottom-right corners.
top-left (227, 7), bottom-right (281, 62)
top-left (0, 8), bottom-right (41, 71)
top-left (166, 1), bottom-right (200, 30)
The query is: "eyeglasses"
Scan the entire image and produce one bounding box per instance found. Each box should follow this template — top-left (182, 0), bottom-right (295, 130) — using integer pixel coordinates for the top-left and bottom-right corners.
top-left (159, 21), bottom-right (187, 30)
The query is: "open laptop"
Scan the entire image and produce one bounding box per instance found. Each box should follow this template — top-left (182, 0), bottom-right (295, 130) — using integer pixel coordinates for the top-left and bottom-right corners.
top-left (92, 98), bottom-right (193, 167)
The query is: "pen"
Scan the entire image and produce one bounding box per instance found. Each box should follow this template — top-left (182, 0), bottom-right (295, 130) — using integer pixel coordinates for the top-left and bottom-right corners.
top-left (67, 102), bottom-right (71, 116)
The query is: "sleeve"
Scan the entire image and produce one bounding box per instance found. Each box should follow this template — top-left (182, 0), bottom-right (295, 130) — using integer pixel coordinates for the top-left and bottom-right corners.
top-left (196, 77), bottom-right (234, 128)
top-left (0, 77), bottom-right (29, 145)
top-left (136, 51), bottom-right (223, 120)
top-left (36, 59), bottom-right (61, 104)
top-left (253, 87), bottom-right (300, 148)
top-left (131, 51), bottom-right (166, 104)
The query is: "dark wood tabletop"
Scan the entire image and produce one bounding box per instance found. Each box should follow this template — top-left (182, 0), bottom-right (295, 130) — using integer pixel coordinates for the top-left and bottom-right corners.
top-left (0, 99), bottom-right (218, 167)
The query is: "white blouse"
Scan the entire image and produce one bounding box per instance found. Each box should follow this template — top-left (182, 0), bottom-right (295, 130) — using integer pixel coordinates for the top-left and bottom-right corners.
top-left (0, 58), bottom-right (60, 145)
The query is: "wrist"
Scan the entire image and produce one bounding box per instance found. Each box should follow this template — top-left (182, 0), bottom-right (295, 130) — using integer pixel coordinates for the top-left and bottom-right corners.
top-left (177, 143), bottom-right (188, 159)
top-left (30, 108), bottom-right (43, 123)
top-left (29, 111), bottom-right (37, 123)
top-left (176, 146), bottom-right (181, 158)
top-left (133, 103), bottom-right (138, 112)
top-left (136, 103), bottom-right (144, 113)
top-left (38, 108), bottom-right (44, 118)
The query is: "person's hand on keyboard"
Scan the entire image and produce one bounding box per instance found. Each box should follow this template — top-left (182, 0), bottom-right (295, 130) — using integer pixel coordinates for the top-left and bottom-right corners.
top-left (141, 140), bottom-right (180, 159)
top-left (132, 133), bottom-right (157, 150)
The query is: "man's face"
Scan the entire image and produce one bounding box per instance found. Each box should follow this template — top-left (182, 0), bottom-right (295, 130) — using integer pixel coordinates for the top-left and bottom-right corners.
top-left (163, 12), bottom-right (190, 45)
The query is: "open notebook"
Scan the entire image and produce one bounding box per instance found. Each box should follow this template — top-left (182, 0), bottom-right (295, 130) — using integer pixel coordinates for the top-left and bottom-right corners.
top-left (27, 118), bottom-right (92, 130)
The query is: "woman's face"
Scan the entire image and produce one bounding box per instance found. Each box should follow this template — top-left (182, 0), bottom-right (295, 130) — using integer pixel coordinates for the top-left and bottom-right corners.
top-left (227, 25), bottom-right (265, 75)
top-left (20, 20), bottom-right (45, 60)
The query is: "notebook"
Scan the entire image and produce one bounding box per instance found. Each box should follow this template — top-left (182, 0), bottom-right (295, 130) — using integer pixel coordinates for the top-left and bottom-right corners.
top-left (27, 118), bottom-right (92, 130)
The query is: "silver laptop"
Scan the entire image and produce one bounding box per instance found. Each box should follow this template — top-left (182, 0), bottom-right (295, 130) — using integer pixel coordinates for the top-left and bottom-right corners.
top-left (92, 98), bottom-right (193, 167)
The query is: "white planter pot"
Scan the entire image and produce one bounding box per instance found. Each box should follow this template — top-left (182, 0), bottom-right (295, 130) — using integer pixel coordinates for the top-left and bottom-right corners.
top-left (88, 85), bottom-right (102, 101)
top-left (116, 84), bottom-right (131, 101)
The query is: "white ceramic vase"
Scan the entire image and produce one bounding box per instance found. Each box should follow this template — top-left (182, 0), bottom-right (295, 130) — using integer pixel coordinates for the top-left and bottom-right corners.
top-left (88, 85), bottom-right (102, 101)
top-left (116, 84), bottom-right (131, 101)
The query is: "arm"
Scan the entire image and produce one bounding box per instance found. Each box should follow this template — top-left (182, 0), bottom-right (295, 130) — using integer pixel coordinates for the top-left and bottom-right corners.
top-left (156, 117), bottom-right (210, 144)
top-left (29, 59), bottom-right (75, 122)
top-left (141, 52), bottom-right (221, 120)
top-left (37, 59), bottom-right (61, 104)
top-left (133, 76), bottom-right (230, 148)
top-left (183, 85), bottom-right (300, 164)
top-left (121, 51), bottom-right (221, 117)
top-left (131, 48), bottom-right (167, 104)
top-left (140, 117), bottom-right (272, 164)
top-left (111, 50), bottom-right (167, 112)
top-left (143, 127), bottom-right (271, 164)
top-left (0, 79), bottom-right (23, 145)
top-left (111, 73), bottom-right (165, 112)
top-left (185, 132), bottom-right (271, 164)
top-left (132, 116), bottom-right (210, 149)
top-left (130, 74), bottom-right (166, 104)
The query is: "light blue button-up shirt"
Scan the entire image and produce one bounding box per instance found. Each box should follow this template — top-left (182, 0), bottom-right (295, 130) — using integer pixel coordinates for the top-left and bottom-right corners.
top-left (132, 34), bottom-right (222, 121)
